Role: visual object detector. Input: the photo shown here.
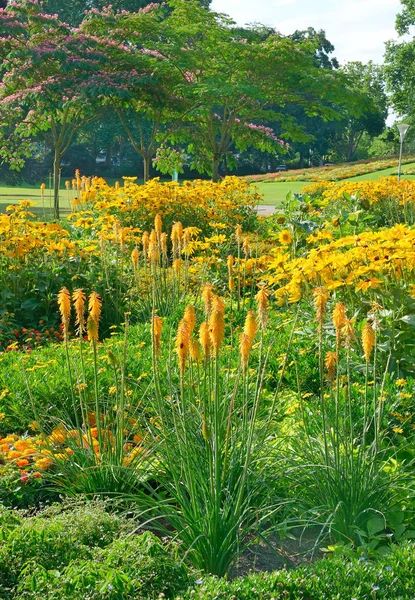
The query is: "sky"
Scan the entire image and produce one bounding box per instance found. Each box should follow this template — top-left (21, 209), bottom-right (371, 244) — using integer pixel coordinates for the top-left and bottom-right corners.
top-left (210, 0), bottom-right (403, 65)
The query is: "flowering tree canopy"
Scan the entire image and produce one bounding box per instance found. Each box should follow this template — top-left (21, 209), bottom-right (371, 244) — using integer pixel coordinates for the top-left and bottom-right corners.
top-left (80, 3), bottom-right (188, 182)
top-left (0, 1), bottom-right (155, 217)
top-left (128, 0), bottom-right (352, 181)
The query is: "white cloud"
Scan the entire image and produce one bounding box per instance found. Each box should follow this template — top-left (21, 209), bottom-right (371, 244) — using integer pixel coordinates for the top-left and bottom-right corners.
top-left (211, 0), bottom-right (402, 64)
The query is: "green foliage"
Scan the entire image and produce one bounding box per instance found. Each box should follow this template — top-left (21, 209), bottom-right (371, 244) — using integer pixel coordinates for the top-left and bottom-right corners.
top-left (0, 501), bottom-right (188, 600)
top-left (0, 500), bottom-right (131, 598)
top-left (181, 542), bottom-right (415, 599)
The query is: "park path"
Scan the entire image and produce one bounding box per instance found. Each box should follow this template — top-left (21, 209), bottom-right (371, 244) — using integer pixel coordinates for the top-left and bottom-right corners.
top-left (256, 205), bottom-right (275, 216)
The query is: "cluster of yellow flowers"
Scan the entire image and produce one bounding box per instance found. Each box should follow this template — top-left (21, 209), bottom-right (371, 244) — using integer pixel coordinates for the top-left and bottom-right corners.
top-left (73, 176), bottom-right (259, 234)
top-left (267, 224), bottom-right (415, 304)
top-left (0, 201), bottom-right (76, 260)
top-left (303, 177), bottom-right (415, 207)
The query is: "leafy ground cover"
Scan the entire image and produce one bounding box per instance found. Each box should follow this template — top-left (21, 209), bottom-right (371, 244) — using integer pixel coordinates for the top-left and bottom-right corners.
top-left (1, 502), bottom-right (415, 599)
top-left (0, 172), bottom-right (414, 592)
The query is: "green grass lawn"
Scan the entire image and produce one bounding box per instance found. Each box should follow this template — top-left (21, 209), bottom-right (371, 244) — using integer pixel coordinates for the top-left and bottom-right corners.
top-left (2, 162), bottom-right (415, 213)
top-left (254, 162), bottom-right (415, 205)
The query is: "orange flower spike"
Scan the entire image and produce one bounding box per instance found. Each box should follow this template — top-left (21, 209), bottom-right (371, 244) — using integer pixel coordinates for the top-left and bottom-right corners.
top-left (142, 231), bottom-right (149, 256)
top-left (57, 287), bottom-right (71, 338)
top-left (160, 232), bottom-right (168, 255)
top-left (325, 351), bottom-right (337, 380)
top-left (202, 284), bottom-right (214, 314)
top-left (199, 321), bottom-right (211, 359)
top-left (333, 302), bottom-right (347, 345)
top-left (88, 292), bottom-right (102, 323)
top-left (176, 318), bottom-right (190, 375)
top-left (362, 322), bottom-right (375, 362)
top-left (131, 247), bottom-right (139, 269)
top-left (255, 287), bottom-right (269, 330)
top-left (242, 238), bottom-right (250, 258)
top-left (240, 333), bottom-right (252, 370)
top-left (244, 310), bottom-right (258, 343)
top-left (183, 304), bottom-right (196, 335)
top-left (72, 288), bottom-right (86, 334)
top-left (190, 337), bottom-right (201, 362)
top-left (173, 258), bottom-right (182, 276)
top-left (313, 287), bottom-right (329, 327)
top-left (87, 314), bottom-right (99, 343)
top-left (235, 225), bottom-right (243, 243)
top-left (227, 254), bottom-right (234, 275)
top-left (151, 314), bottom-right (163, 358)
top-left (154, 214), bottom-right (162, 237)
top-left (175, 221), bottom-right (183, 240)
top-left (209, 295), bottom-right (225, 356)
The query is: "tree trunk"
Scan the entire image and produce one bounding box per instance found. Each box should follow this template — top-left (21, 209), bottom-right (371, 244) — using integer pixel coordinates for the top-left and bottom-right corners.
top-left (143, 154), bottom-right (151, 183)
top-left (212, 158), bottom-right (220, 183)
top-left (53, 147), bottom-right (61, 220)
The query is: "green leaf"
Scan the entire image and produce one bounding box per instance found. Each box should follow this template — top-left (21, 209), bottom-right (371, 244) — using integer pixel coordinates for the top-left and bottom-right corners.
top-left (367, 516), bottom-right (385, 536)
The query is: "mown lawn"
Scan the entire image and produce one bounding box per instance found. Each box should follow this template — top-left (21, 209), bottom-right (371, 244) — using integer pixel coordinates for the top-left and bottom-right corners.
top-left (2, 162), bottom-right (415, 213)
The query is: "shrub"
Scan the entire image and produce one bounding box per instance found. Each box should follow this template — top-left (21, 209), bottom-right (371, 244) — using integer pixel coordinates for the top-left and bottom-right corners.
top-left (180, 542), bottom-right (415, 599)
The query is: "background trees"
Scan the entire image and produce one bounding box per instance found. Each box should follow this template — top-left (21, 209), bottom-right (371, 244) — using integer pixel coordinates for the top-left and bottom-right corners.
top-left (0, 0), bottom-right (397, 203)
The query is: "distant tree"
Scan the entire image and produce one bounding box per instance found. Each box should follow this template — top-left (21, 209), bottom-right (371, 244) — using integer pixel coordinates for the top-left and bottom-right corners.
top-left (395, 0), bottom-right (415, 34)
top-left (384, 1), bottom-right (415, 122)
top-left (288, 28), bottom-right (339, 69)
top-left (146, 1), bottom-right (349, 181)
top-left (330, 62), bottom-right (387, 161)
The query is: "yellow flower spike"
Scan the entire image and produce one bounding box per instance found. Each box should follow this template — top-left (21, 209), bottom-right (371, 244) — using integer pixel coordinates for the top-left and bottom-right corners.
top-left (190, 337), bottom-right (201, 362)
top-left (240, 333), bottom-right (252, 370)
top-left (343, 318), bottom-right (356, 348)
top-left (242, 238), bottom-right (250, 258)
top-left (202, 284), bottom-right (215, 314)
top-left (149, 230), bottom-right (157, 245)
top-left (255, 287), bottom-right (269, 330)
top-left (151, 314), bottom-right (163, 358)
top-left (154, 214), bottom-right (162, 237)
top-left (325, 351), bottom-right (337, 380)
top-left (227, 254), bottom-right (234, 275)
top-left (244, 310), bottom-right (258, 343)
top-left (72, 288), bottom-right (86, 335)
top-left (228, 276), bottom-right (235, 292)
top-left (333, 302), bottom-right (347, 345)
top-left (57, 287), bottom-right (71, 339)
top-left (142, 231), bottom-right (149, 256)
top-left (173, 258), bottom-right (183, 276)
top-left (88, 292), bottom-right (102, 323)
top-left (209, 295), bottom-right (225, 356)
top-left (313, 287), bottom-right (329, 327)
top-left (175, 221), bottom-right (183, 240)
top-left (183, 305), bottom-right (196, 335)
top-left (87, 315), bottom-right (99, 342)
top-left (235, 225), bottom-right (243, 243)
top-left (176, 318), bottom-right (190, 375)
top-left (131, 247), bottom-right (139, 269)
top-left (199, 322), bottom-right (211, 360)
top-left (160, 232), bottom-right (168, 255)
top-left (362, 322), bottom-right (375, 363)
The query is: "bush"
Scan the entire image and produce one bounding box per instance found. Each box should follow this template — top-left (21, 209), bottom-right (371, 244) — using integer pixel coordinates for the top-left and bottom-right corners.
top-left (181, 542), bottom-right (415, 599)
top-left (18, 533), bottom-right (189, 599)
top-left (0, 500), bottom-right (130, 598)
